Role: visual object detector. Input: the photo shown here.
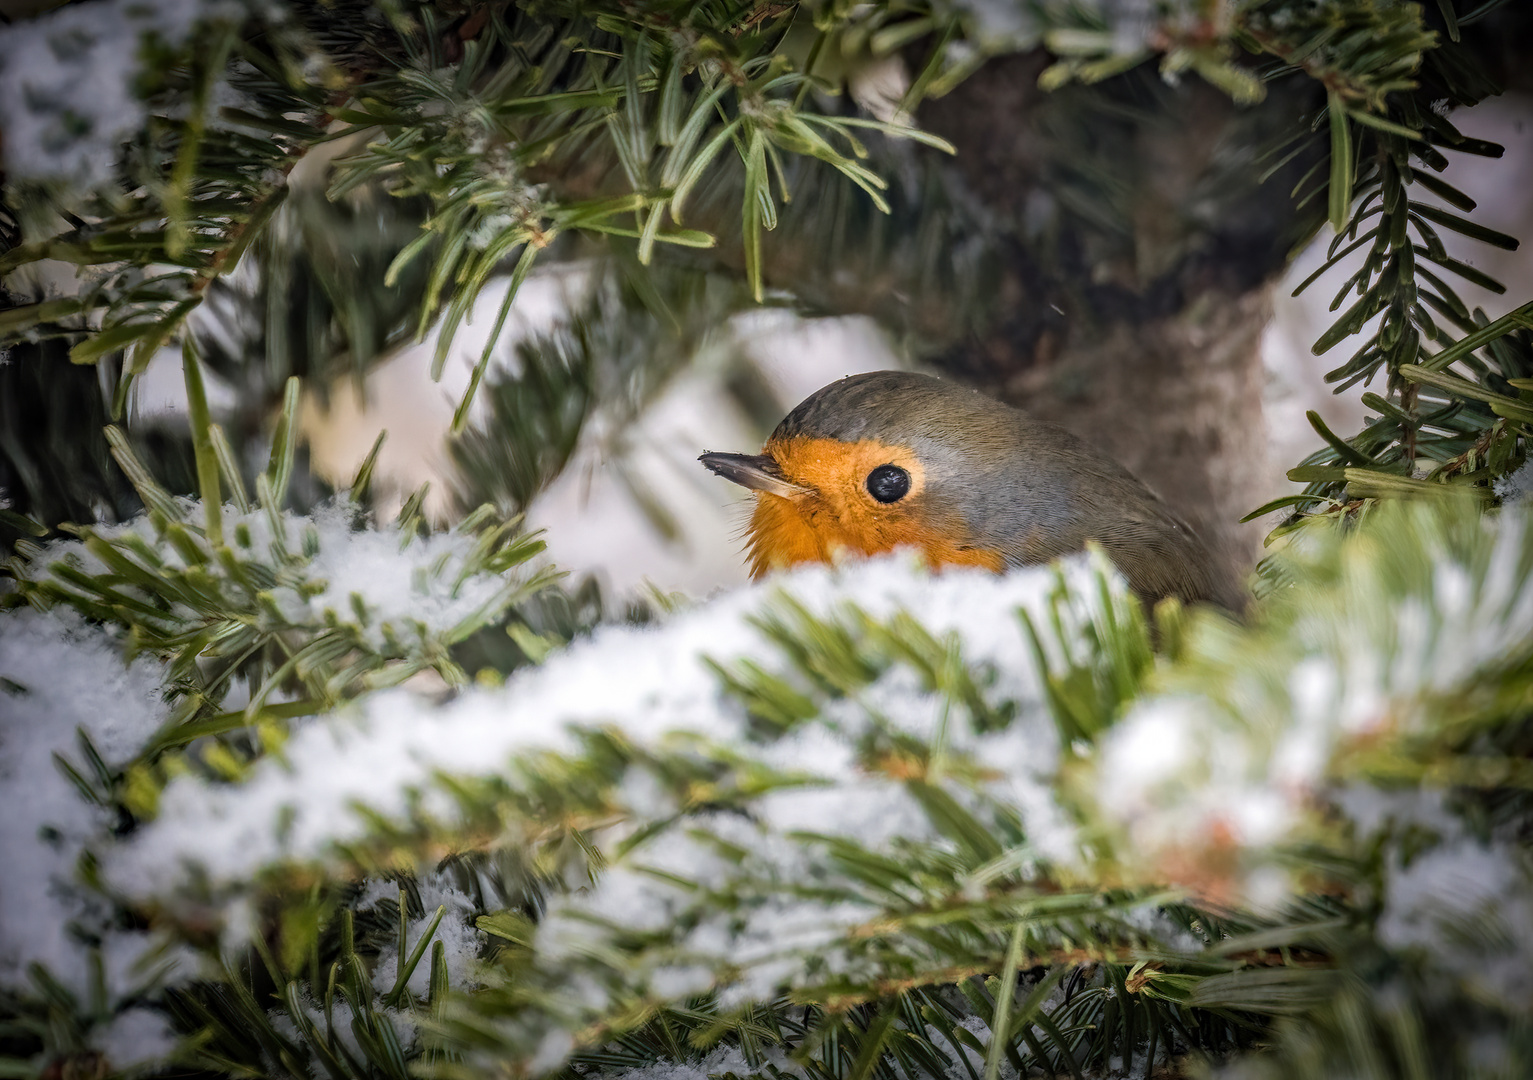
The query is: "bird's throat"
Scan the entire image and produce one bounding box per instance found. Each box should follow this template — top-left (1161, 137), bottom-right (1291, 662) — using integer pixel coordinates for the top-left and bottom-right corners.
top-left (745, 494), bottom-right (835, 577)
top-left (744, 491), bottom-right (1005, 579)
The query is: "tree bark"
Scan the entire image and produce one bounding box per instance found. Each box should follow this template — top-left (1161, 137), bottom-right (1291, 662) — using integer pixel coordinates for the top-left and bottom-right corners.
top-left (911, 54), bottom-right (1322, 570)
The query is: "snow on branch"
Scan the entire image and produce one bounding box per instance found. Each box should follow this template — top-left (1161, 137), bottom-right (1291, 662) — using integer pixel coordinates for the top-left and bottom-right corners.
top-left (0, 610), bottom-right (191, 997)
top-left (8, 496), bottom-right (1533, 1077)
top-left (0, 492), bottom-right (559, 1015)
top-left (13, 493), bottom-right (557, 732)
top-left (1093, 503), bottom-right (1533, 907)
top-left (106, 552), bottom-right (1108, 897)
top-left (77, 550), bottom-right (1148, 1071)
top-left (0, 0), bottom-right (239, 187)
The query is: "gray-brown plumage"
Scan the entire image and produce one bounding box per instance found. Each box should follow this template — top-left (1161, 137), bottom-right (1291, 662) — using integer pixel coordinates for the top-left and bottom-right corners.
top-left (704, 371), bottom-right (1245, 610)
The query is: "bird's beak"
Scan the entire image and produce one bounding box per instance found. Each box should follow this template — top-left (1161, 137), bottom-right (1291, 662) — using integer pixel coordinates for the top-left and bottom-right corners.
top-left (698, 452), bottom-right (811, 499)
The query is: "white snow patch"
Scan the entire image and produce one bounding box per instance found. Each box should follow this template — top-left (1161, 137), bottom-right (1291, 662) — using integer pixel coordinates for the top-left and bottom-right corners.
top-left (1378, 838), bottom-right (1533, 1003)
top-left (278, 502), bottom-right (526, 649)
top-left (95, 1008), bottom-right (178, 1070)
top-left (1495, 459), bottom-right (1533, 504)
top-left (269, 995), bottom-right (418, 1080)
top-left (108, 554), bottom-right (1089, 895)
top-left (587, 1039), bottom-right (803, 1080)
top-left (24, 498), bottom-right (537, 655)
top-left (0, 610), bottom-right (171, 993)
top-left (1093, 509), bottom-right (1533, 904)
top-left (0, 0), bottom-right (234, 186)
top-left (368, 876), bottom-right (483, 997)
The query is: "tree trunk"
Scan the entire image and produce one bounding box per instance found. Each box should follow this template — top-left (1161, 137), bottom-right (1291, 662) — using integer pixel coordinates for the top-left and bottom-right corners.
top-left (912, 53), bottom-right (1321, 570)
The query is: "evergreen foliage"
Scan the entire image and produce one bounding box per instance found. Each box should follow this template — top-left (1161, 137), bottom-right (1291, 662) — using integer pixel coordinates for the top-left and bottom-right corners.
top-left (3, 2), bottom-right (1533, 1080)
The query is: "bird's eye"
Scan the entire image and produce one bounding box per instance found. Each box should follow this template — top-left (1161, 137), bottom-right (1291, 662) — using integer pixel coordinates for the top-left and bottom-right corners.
top-left (866, 464), bottom-right (911, 503)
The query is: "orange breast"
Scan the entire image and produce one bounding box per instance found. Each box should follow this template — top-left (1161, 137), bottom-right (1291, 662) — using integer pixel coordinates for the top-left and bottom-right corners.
top-left (743, 436), bottom-right (1005, 578)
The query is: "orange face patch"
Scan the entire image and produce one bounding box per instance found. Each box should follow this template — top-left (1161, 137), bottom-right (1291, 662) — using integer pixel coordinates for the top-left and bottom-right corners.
top-left (744, 436), bottom-right (1004, 578)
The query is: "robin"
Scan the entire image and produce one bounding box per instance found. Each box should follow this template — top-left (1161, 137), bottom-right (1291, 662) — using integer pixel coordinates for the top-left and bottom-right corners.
top-left (699, 370), bottom-right (1242, 609)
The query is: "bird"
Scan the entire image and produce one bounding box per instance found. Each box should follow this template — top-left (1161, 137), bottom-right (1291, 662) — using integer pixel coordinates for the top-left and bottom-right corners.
top-left (699, 370), bottom-right (1243, 609)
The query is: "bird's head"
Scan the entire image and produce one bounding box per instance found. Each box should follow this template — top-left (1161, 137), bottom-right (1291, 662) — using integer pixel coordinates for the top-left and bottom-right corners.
top-left (699, 371), bottom-right (1020, 578)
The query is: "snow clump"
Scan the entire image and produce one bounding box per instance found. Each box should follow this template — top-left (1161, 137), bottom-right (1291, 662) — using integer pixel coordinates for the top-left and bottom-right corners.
top-left (0, 610), bottom-right (184, 996)
top-left (0, 0), bottom-right (236, 187)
